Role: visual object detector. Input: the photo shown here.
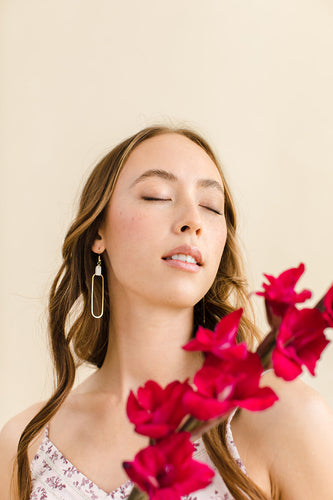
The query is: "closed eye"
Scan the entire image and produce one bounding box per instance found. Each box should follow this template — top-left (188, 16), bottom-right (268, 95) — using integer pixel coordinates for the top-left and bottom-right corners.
top-left (201, 205), bottom-right (223, 215)
top-left (142, 196), bottom-right (171, 201)
top-left (142, 197), bottom-right (223, 215)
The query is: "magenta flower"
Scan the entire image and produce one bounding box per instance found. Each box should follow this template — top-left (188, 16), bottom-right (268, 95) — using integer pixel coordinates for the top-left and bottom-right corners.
top-left (123, 432), bottom-right (214, 500)
top-left (323, 284), bottom-right (333, 328)
top-left (183, 352), bottom-right (278, 421)
top-left (256, 263), bottom-right (312, 318)
top-left (126, 380), bottom-right (192, 440)
top-left (272, 306), bottom-right (330, 381)
top-left (183, 308), bottom-right (247, 360)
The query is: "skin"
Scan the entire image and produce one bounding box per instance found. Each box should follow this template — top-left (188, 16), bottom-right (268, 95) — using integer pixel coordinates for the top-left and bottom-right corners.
top-left (1, 133), bottom-right (333, 499)
top-left (91, 132), bottom-right (227, 398)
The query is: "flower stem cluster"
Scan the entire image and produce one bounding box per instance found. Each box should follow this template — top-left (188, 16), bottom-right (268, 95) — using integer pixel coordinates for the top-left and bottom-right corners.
top-left (123, 263), bottom-right (332, 500)
top-left (256, 263), bottom-right (331, 381)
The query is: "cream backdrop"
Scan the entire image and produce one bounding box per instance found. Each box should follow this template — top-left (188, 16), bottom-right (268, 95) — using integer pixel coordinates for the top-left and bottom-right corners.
top-left (1, 0), bottom-right (332, 428)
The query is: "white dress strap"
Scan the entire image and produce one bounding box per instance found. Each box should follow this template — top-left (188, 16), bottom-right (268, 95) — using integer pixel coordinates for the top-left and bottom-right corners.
top-left (226, 408), bottom-right (248, 475)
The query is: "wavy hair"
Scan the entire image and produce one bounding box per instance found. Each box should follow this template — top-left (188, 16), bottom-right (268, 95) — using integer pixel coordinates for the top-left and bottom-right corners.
top-left (16, 125), bottom-right (271, 500)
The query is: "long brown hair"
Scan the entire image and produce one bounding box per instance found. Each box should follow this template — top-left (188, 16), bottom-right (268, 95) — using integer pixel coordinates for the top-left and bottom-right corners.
top-left (16, 125), bottom-right (270, 499)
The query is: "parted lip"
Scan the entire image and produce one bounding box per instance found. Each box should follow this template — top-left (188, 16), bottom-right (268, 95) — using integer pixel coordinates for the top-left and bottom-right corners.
top-left (162, 245), bottom-right (203, 266)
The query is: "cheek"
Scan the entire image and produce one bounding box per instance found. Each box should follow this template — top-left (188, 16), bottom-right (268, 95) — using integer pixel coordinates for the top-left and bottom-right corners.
top-left (107, 206), bottom-right (158, 257)
top-left (218, 225), bottom-right (228, 256)
top-left (210, 221), bottom-right (228, 270)
top-left (212, 217), bottom-right (227, 250)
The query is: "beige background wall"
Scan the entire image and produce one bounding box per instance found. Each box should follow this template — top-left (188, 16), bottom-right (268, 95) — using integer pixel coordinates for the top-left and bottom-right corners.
top-left (1, 0), bottom-right (332, 428)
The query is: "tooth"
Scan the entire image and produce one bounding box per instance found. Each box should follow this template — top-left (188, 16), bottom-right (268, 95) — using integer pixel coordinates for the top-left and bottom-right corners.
top-left (186, 256), bottom-right (197, 264)
top-left (171, 254), bottom-right (185, 262)
top-left (170, 254), bottom-right (197, 264)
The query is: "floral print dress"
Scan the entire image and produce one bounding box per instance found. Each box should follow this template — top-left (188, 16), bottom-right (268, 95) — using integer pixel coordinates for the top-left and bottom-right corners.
top-left (30, 410), bottom-right (247, 500)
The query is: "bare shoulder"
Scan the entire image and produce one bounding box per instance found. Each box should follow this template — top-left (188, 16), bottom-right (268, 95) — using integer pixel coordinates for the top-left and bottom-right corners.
top-left (232, 370), bottom-right (333, 500)
top-left (0, 402), bottom-right (45, 500)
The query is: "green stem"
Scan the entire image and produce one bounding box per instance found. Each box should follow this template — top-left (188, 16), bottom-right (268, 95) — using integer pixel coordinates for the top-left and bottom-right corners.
top-left (256, 329), bottom-right (276, 367)
top-left (179, 415), bottom-right (202, 433)
top-left (127, 485), bottom-right (149, 500)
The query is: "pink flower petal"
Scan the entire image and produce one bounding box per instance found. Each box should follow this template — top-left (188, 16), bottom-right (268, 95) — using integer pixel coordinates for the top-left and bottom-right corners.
top-left (272, 348), bottom-right (303, 381)
top-left (183, 390), bottom-right (232, 420)
top-left (124, 433), bottom-right (214, 499)
top-left (236, 387), bottom-right (278, 411)
top-left (127, 391), bottom-right (150, 424)
top-left (214, 308), bottom-right (243, 344)
top-left (256, 263), bottom-right (312, 319)
top-left (154, 489), bottom-right (181, 500)
top-left (177, 460), bottom-right (215, 494)
top-left (127, 380), bottom-right (191, 440)
top-left (182, 309), bottom-right (243, 356)
top-left (272, 306), bottom-right (330, 380)
top-left (135, 423), bottom-right (173, 439)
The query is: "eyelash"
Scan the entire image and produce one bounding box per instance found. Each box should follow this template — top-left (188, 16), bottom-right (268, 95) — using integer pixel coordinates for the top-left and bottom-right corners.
top-left (142, 197), bottom-right (223, 216)
top-left (205, 207), bottom-right (223, 216)
top-left (142, 196), bottom-right (170, 201)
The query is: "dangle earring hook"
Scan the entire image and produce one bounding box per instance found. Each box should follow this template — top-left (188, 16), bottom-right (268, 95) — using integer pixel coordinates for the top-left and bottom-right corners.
top-left (91, 255), bottom-right (104, 318)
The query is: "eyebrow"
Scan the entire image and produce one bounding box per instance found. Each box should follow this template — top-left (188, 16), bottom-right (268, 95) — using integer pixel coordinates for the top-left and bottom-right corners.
top-left (131, 169), bottom-right (224, 195)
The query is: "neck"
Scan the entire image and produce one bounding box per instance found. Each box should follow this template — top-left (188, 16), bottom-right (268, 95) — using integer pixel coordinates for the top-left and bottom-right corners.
top-left (93, 297), bottom-right (203, 402)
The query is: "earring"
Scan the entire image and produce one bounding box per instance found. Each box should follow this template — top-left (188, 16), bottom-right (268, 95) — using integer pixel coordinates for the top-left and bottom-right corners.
top-left (202, 296), bottom-right (206, 326)
top-left (91, 255), bottom-right (104, 318)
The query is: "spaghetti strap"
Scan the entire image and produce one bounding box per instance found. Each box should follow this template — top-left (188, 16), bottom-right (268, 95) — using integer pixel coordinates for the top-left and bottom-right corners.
top-left (226, 408), bottom-right (247, 475)
top-left (44, 424), bottom-right (49, 438)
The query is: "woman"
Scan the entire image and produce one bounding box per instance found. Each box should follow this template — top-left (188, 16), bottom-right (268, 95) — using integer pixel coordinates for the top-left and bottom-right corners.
top-left (1, 125), bottom-right (332, 499)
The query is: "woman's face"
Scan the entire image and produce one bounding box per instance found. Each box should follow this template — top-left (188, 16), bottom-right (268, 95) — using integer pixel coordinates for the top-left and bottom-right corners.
top-left (94, 133), bottom-right (227, 309)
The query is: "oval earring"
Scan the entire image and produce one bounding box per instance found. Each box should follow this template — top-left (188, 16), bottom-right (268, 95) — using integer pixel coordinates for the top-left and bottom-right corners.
top-left (91, 255), bottom-right (104, 318)
top-left (202, 296), bottom-right (206, 326)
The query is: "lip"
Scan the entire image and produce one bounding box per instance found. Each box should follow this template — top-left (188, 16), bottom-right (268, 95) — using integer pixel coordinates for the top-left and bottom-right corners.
top-left (162, 245), bottom-right (203, 266)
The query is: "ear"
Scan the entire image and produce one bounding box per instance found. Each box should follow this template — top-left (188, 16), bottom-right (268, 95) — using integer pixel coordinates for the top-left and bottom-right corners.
top-left (91, 232), bottom-right (106, 254)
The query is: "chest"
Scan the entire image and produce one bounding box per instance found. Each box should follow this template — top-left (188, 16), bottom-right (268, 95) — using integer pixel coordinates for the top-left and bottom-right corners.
top-left (49, 424), bottom-right (147, 492)
top-left (230, 417), bottom-right (272, 498)
top-left (31, 433), bottom-right (238, 500)
top-left (30, 398), bottom-right (272, 499)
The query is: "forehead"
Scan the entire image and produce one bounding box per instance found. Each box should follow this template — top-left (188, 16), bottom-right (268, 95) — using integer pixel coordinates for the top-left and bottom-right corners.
top-left (119, 133), bottom-right (222, 183)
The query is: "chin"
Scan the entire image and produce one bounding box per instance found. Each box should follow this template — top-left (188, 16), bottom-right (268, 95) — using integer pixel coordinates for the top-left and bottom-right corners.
top-left (156, 287), bottom-right (205, 310)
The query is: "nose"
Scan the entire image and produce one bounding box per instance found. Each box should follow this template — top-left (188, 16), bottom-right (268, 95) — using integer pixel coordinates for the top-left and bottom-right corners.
top-left (173, 201), bottom-right (202, 236)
